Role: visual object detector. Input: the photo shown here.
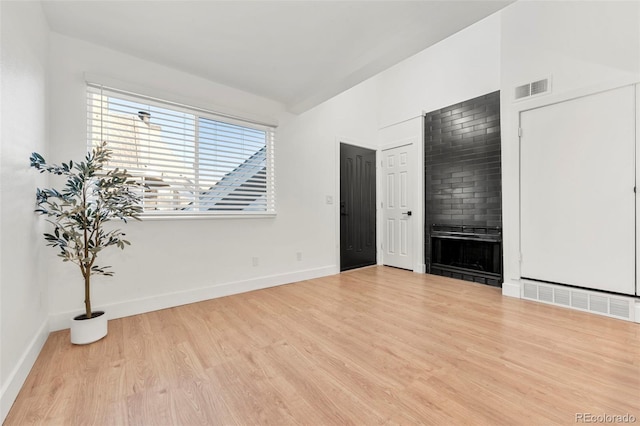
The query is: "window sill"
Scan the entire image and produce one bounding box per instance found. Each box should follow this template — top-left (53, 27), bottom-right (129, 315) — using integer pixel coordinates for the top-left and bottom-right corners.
top-left (139, 213), bottom-right (277, 221)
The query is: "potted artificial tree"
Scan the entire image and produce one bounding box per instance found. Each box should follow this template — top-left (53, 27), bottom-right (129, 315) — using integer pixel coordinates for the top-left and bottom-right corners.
top-left (30, 141), bottom-right (142, 344)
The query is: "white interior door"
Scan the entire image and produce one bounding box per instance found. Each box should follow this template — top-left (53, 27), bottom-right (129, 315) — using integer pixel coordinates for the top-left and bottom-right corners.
top-left (382, 144), bottom-right (413, 270)
top-left (520, 85), bottom-right (636, 295)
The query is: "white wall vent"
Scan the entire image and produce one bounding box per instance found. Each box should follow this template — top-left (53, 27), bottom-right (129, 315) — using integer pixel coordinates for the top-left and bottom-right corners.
top-left (523, 282), bottom-right (538, 299)
top-left (515, 77), bottom-right (551, 101)
top-left (515, 84), bottom-right (531, 99)
top-left (610, 298), bottom-right (630, 318)
top-left (530, 79), bottom-right (549, 95)
top-left (590, 295), bottom-right (608, 314)
top-left (521, 279), bottom-right (636, 322)
top-left (571, 291), bottom-right (589, 310)
top-left (553, 287), bottom-right (570, 306)
top-left (539, 285), bottom-right (553, 303)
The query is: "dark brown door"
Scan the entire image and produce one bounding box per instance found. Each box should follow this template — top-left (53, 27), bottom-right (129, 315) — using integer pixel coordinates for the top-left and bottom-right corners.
top-left (340, 143), bottom-right (376, 271)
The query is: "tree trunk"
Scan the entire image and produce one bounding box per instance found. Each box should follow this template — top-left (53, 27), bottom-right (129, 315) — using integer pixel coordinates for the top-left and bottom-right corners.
top-left (84, 272), bottom-right (92, 319)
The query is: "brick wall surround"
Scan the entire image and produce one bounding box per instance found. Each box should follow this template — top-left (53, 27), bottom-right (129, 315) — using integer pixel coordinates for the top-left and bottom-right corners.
top-left (424, 91), bottom-right (502, 268)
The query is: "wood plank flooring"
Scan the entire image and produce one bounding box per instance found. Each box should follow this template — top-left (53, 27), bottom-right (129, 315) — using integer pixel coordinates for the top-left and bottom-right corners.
top-left (5, 266), bottom-right (640, 425)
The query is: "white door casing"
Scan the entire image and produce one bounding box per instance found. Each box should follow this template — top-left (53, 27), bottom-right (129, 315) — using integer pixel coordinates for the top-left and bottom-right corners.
top-left (382, 144), bottom-right (413, 270)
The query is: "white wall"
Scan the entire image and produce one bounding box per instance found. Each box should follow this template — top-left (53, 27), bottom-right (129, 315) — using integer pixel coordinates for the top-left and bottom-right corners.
top-left (376, 13), bottom-right (501, 129)
top-left (0, 1), bottom-right (51, 421)
top-left (500, 1), bottom-right (640, 296)
top-left (47, 33), bottom-right (379, 329)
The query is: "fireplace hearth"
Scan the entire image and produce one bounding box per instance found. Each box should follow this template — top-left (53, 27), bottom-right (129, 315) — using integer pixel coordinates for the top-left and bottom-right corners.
top-left (429, 224), bottom-right (502, 287)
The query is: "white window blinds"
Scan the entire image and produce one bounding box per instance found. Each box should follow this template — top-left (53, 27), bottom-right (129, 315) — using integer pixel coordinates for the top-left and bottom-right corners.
top-left (87, 84), bottom-right (276, 216)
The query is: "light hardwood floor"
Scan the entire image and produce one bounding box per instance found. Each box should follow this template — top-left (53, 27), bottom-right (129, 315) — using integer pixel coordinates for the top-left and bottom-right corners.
top-left (5, 266), bottom-right (640, 425)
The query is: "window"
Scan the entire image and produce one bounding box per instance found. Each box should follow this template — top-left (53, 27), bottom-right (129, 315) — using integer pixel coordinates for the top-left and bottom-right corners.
top-left (87, 83), bottom-right (276, 217)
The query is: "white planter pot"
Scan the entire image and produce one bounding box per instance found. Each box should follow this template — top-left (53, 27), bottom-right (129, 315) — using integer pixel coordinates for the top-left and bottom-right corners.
top-left (70, 311), bottom-right (108, 345)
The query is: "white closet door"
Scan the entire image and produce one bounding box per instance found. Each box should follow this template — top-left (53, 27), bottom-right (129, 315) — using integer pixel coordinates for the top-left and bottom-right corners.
top-left (382, 144), bottom-right (413, 270)
top-left (520, 86), bottom-right (636, 295)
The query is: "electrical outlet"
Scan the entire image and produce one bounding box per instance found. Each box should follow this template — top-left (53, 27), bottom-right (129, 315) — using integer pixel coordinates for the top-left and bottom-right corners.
top-left (326, 195), bottom-right (333, 204)
top-left (252, 257), bottom-right (259, 267)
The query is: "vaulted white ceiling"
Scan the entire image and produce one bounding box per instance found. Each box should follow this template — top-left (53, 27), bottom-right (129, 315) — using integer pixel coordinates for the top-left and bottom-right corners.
top-left (41, 1), bottom-right (513, 113)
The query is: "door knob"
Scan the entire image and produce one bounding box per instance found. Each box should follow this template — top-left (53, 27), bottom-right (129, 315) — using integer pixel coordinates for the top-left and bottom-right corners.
top-left (403, 211), bottom-right (412, 216)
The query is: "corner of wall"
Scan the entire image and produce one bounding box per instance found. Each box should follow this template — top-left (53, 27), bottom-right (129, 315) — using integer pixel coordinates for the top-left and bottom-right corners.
top-left (0, 319), bottom-right (49, 423)
top-left (502, 280), bottom-right (521, 298)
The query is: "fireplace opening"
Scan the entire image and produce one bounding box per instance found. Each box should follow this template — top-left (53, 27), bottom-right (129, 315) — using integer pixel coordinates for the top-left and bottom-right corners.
top-left (429, 225), bottom-right (502, 287)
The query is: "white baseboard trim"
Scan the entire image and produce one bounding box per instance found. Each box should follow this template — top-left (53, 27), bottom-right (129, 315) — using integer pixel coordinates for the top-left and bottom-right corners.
top-left (634, 301), bottom-right (640, 324)
top-left (413, 264), bottom-right (426, 274)
top-left (49, 265), bottom-right (339, 331)
top-left (1, 319), bottom-right (49, 423)
top-left (502, 281), bottom-right (521, 298)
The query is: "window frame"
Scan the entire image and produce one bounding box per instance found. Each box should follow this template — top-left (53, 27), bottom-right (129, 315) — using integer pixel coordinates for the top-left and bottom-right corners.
top-left (87, 83), bottom-right (277, 219)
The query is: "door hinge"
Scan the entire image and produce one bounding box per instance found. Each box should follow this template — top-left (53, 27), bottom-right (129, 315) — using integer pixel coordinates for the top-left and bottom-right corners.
top-left (518, 128), bottom-right (523, 137)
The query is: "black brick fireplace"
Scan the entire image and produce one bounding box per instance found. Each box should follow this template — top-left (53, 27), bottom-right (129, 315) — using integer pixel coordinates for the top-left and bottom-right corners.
top-left (424, 91), bottom-right (503, 286)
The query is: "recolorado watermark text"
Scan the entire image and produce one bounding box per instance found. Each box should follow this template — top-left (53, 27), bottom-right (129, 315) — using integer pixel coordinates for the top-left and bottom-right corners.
top-left (576, 413), bottom-right (637, 423)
